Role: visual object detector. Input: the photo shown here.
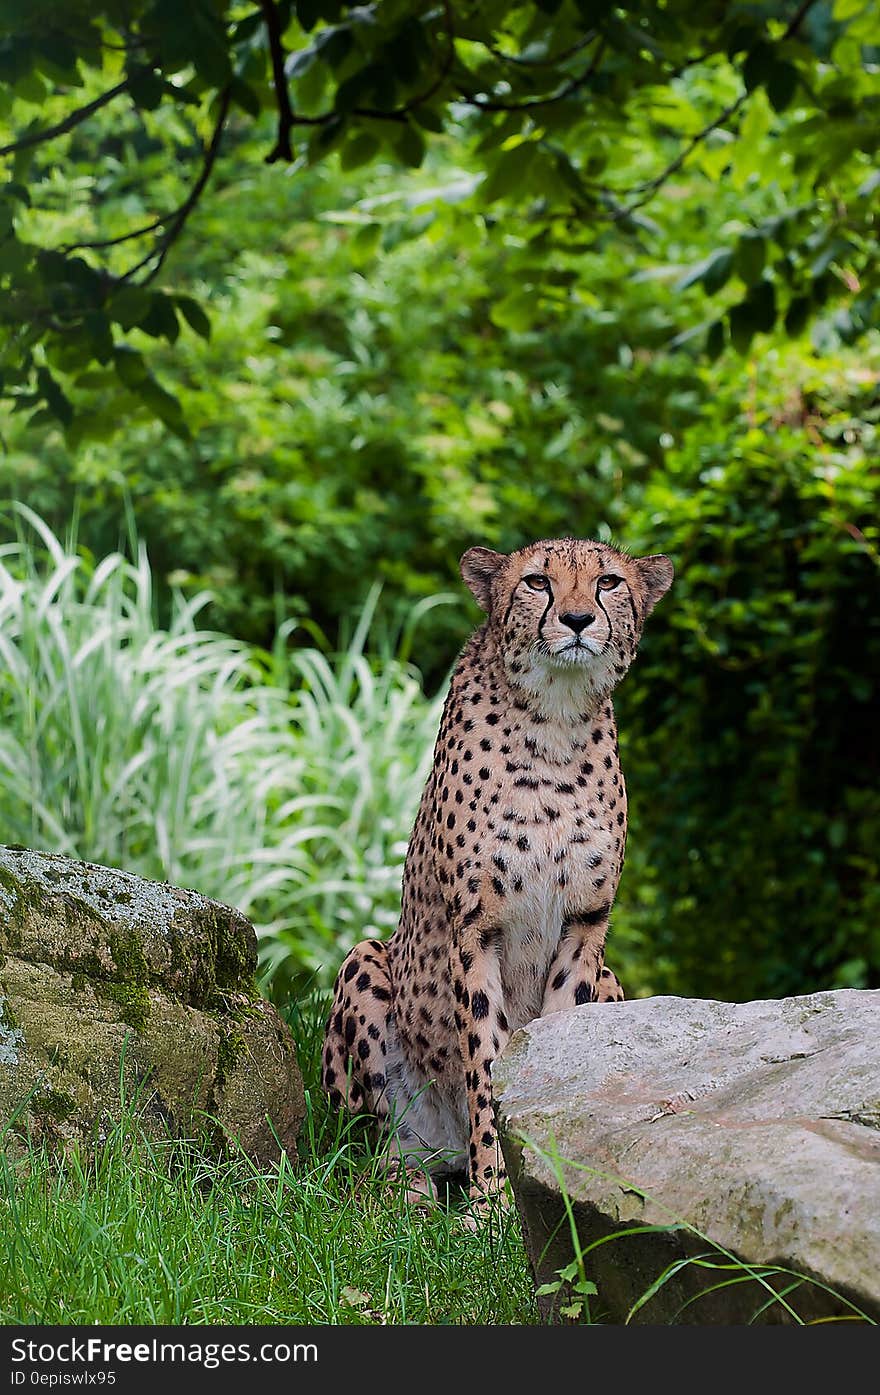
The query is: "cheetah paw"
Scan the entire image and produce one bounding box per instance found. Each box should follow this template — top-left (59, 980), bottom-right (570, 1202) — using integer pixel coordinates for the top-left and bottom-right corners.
top-left (457, 1185), bottom-right (511, 1231)
top-left (383, 1161), bottom-right (438, 1209)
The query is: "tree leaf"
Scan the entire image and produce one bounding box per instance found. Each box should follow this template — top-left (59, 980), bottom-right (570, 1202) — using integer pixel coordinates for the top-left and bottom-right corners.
top-left (340, 131), bottom-right (381, 171)
top-left (481, 145), bottom-right (537, 204)
top-left (749, 278), bottom-right (776, 332)
top-left (731, 90), bottom-right (772, 188)
top-left (743, 41), bottom-right (776, 94)
top-left (735, 234), bottom-right (766, 286)
top-left (784, 295), bottom-right (811, 336)
top-left (490, 288), bottom-right (537, 331)
top-left (136, 374), bottom-right (190, 438)
top-left (229, 78), bottom-right (261, 118)
top-left (394, 122), bottom-right (425, 169)
top-left (114, 346), bottom-right (150, 388)
top-left (296, 0), bottom-right (323, 32)
top-left (706, 320), bottom-right (726, 359)
top-left (410, 105), bottom-right (444, 133)
top-left (175, 295), bottom-right (211, 339)
top-left (36, 365), bottom-right (72, 427)
top-left (108, 286), bottom-right (153, 331)
top-left (729, 279), bottom-right (776, 349)
top-left (767, 61), bottom-right (799, 113)
top-left (128, 66), bottom-right (165, 111)
top-left (677, 249), bottom-right (733, 294)
top-left (139, 294), bottom-right (181, 343)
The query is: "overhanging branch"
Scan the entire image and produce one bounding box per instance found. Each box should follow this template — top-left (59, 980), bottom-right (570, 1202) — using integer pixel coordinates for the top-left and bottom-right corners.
top-left (260, 0), bottom-right (295, 162)
top-left (118, 87), bottom-right (231, 286)
top-left (0, 80), bottom-right (129, 160)
top-left (612, 91), bottom-right (748, 219)
top-left (279, 0), bottom-right (456, 134)
top-left (62, 215), bottom-right (167, 255)
top-left (609, 0), bottom-right (821, 220)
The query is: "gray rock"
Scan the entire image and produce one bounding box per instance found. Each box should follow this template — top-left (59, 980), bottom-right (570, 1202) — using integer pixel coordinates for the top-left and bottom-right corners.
top-left (0, 845), bottom-right (304, 1166)
top-left (494, 991), bottom-right (880, 1325)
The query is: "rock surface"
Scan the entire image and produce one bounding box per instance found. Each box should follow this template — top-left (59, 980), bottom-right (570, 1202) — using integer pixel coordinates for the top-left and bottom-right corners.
top-left (0, 845), bottom-right (304, 1165)
top-left (494, 991), bottom-right (880, 1325)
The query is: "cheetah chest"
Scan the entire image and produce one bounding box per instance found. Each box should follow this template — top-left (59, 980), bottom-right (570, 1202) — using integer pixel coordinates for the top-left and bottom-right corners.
top-left (489, 803), bottom-right (617, 1031)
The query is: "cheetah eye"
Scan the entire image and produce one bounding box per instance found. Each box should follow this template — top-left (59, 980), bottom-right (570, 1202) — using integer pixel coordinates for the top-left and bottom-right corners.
top-left (523, 574), bottom-right (550, 592)
top-left (597, 574), bottom-right (622, 591)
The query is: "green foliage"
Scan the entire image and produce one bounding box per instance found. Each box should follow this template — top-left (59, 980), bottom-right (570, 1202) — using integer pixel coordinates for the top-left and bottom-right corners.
top-left (0, 128), bottom-right (711, 673)
top-left (0, 3), bottom-right (877, 1007)
top-left (619, 351), bottom-right (880, 998)
top-left (0, 508), bottom-right (446, 992)
top-left (2, 463), bottom-right (877, 1005)
top-left (1, 1), bottom-right (878, 431)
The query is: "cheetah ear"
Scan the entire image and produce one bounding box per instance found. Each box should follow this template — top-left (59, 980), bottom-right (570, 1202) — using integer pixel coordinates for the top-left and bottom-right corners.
top-left (635, 554), bottom-right (674, 617)
top-left (460, 547), bottom-right (505, 612)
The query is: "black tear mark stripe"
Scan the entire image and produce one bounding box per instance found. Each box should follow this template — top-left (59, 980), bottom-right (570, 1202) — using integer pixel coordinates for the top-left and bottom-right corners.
top-left (595, 589), bottom-right (613, 644)
top-left (536, 583), bottom-right (555, 639)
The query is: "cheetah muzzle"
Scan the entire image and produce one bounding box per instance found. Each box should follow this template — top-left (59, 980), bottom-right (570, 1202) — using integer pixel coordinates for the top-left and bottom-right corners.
top-left (323, 537), bottom-right (674, 1209)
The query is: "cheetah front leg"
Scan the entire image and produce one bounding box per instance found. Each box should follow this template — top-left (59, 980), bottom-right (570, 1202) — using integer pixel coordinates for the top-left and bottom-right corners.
top-left (540, 908), bottom-right (624, 1017)
top-left (451, 919), bottom-right (511, 1207)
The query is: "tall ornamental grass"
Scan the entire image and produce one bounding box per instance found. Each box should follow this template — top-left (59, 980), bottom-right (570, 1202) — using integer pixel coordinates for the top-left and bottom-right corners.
top-left (0, 505), bottom-right (450, 991)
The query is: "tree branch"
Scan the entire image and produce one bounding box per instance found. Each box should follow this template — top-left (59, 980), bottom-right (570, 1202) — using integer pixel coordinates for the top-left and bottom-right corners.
top-left (613, 91), bottom-right (748, 217)
top-left (608, 0), bottom-right (821, 220)
top-left (0, 80), bottom-right (129, 159)
top-left (465, 72), bottom-right (592, 113)
top-left (61, 215), bottom-right (167, 255)
top-left (260, 0), bottom-right (295, 162)
top-left (464, 34), bottom-right (605, 112)
top-left (786, 0), bottom-right (820, 37)
top-left (283, 0), bottom-right (455, 129)
top-left (483, 32), bottom-right (598, 69)
top-left (118, 87), bottom-right (231, 285)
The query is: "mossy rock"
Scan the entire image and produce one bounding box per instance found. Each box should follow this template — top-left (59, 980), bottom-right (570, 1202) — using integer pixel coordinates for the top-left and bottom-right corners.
top-left (0, 847), bottom-right (304, 1166)
top-left (0, 845), bottom-right (255, 1006)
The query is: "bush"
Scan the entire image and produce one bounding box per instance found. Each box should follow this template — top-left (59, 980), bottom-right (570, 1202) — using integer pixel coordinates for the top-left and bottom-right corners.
top-left (0, 508), bottom-right (445, 995)
top-left (616, 351), bottom-right (880, 999)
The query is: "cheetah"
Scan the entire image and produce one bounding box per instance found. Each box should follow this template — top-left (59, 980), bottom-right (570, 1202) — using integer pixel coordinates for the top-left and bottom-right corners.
top-left (322, 537), bottom-right (673, 1207)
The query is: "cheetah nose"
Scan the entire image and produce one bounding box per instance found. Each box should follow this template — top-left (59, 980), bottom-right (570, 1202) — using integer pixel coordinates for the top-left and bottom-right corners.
top-left (559, 611), bottom-right (596, 635)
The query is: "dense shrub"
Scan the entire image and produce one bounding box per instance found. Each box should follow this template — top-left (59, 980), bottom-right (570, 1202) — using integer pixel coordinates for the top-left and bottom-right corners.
top-left (0, 512), bottom-right (444, 995)
top-left (617, 353), bottom-right (880, 998)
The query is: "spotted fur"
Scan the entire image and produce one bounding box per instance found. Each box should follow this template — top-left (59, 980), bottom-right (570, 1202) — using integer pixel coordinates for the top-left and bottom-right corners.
top-left (323, 537), bottom-right (673, 1203)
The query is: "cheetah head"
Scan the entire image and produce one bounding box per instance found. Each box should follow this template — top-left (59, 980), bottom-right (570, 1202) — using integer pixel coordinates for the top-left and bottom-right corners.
top-left (460, 537), bottom-right (673, 705)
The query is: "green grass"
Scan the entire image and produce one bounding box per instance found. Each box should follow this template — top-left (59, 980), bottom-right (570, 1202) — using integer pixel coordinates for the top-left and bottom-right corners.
top-left (0, 995), bottom-right (537, 1325)
top-left (4, 999), bottom-right (871, 1327)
